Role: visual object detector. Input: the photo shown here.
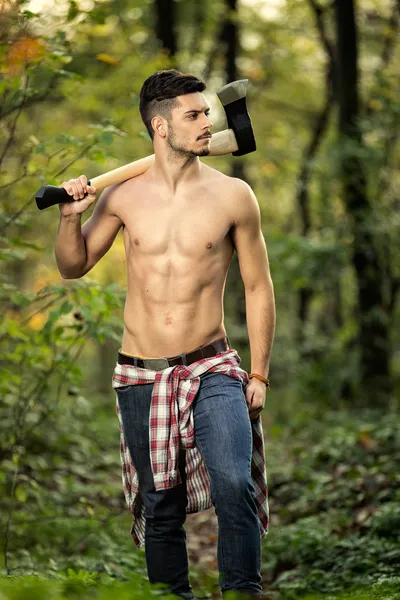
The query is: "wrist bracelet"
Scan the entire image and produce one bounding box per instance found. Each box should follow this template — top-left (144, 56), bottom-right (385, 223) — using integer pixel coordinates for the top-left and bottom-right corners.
top-left (249, 373), bottom-right (270, 388)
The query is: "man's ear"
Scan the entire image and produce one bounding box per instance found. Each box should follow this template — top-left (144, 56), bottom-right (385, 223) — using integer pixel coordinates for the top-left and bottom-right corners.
top-left (151, 116), bottom-right (167, 138)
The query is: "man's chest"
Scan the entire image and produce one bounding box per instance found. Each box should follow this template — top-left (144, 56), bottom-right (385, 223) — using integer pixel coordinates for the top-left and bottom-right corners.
top-left (120, 193), bottom-right (235, 259)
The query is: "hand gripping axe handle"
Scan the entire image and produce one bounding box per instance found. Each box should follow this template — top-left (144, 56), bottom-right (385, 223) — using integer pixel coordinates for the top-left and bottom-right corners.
top-left (35, 79), bottom-right (256, 210)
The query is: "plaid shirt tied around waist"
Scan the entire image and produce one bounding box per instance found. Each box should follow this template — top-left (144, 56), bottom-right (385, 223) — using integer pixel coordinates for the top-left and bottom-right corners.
top-left (112, 348), bottom-right (269, 548)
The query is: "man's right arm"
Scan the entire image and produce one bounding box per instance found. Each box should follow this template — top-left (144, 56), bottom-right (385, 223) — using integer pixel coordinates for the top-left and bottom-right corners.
top-left (55, 176), bottom-right (123, 279)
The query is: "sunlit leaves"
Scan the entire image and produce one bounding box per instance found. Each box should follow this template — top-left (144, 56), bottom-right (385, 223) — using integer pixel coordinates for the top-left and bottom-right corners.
top-left (5, 36), bottom-right (47, 76)
top-left (96, 53), bottom-right (120, 66)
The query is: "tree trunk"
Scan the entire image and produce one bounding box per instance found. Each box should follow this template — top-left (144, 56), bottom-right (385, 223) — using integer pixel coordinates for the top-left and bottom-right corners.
top-left (334, 0), bottom-right (391, 403)
top-left (224, 0), bottom-right (247, 329)
top-left (154, 0), bottom-right (177, 61)
top-left (297, 1), bottom-right (335, 338)
top-left (224, 0), bottom-right (238, 83)
top-left (296, 63), bottom-right (333, 334)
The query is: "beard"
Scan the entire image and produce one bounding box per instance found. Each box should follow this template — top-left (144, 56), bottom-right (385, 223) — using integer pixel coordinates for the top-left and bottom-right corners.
top-left (166, 128), bottom-right (211, 158)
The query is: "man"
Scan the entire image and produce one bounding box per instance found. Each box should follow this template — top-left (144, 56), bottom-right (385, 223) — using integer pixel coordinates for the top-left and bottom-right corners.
top-left (55, 69), bottom-right (276, 599)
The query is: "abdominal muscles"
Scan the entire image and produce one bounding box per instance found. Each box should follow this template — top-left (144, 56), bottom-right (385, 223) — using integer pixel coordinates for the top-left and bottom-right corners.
top-left (121, 235), bottom-right (233, 357)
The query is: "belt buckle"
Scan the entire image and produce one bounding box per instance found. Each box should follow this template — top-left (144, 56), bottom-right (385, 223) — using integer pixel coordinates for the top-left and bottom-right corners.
top-left (143, 357), bottom-right (170, 371)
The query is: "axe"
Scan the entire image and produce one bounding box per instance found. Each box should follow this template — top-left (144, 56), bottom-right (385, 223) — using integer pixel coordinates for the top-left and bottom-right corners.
top-left (35, 79), bottom-right (255, 210)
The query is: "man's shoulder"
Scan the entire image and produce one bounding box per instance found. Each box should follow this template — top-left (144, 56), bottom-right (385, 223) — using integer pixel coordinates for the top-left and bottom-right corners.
top-left (100, 173), bottom-right (148, 217)
top-left (201, 164), bottom-right (252, 196)
top-left (95, 181), bottom-right (126, 218)
top-left (201, 166), bottom-right (256, 227)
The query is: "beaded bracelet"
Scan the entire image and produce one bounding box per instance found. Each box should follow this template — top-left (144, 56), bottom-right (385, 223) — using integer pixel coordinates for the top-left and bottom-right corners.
top-left (249, 373), bottom-right (270, 388)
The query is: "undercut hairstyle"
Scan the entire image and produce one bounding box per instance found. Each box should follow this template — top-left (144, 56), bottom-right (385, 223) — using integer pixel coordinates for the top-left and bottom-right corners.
top-left (139, 69), bottom-right (206, 140)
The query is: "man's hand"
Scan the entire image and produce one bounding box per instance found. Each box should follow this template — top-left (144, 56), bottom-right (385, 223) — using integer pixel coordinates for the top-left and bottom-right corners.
top-left (59, 175), bottom-right (97, 217)
top-left (244, 378), bottom-right (267, 420)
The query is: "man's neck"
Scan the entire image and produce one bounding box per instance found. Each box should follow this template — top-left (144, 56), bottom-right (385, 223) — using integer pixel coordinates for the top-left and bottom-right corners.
top-left (150, 149), bottom-right (202, 194)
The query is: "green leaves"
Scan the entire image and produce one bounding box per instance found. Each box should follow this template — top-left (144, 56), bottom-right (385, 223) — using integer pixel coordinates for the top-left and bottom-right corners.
top-left (0, 571), bottom-right (180, 599)
top-left (67, 1), bottom-right (80, 23)
top-left (262, 408), bottom-right (400, 598)
top-left (0, 278), bottom-right (125, 551)
top-left (269, 231), bottom-right (349, 291)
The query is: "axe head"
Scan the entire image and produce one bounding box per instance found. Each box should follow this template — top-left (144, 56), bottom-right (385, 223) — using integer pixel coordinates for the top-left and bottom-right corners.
top-left (216, 79), bottom-right (256, 157)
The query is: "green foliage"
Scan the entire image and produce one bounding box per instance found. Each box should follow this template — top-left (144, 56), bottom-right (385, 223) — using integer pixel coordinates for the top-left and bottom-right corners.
top-left (298, 579), bottom-right (400, 600)
top-left (0, 278), bottom-right (126, 580)
top-left (0, 7), bottom-right (137, 588)
top-left (1, 408), bottom-right (399, 598)
top-left (262, 409), bottom-right (400, 598)
top-left (1, 574), bottom-right (399, 600)
top-left (0, 570), bottom-right (178, 599)
top-left (0, 1), bottom-right (399, 599)
top-left (269, 231), bottom-right (349, 292)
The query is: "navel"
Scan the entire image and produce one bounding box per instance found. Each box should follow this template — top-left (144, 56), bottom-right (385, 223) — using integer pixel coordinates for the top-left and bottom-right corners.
top-left (165, 312), bottom-right (173, 326)
top-left (206, 242), bottom-right (213, 249)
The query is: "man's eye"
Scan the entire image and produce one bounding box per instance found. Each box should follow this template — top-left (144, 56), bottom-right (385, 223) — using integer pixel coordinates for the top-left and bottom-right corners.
top-left (188, 114), bottom-right (197, 119)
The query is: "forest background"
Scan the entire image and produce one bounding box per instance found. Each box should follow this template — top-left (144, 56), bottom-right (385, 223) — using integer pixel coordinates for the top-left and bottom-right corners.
top-left (1, 0), bottom-right (399, 599)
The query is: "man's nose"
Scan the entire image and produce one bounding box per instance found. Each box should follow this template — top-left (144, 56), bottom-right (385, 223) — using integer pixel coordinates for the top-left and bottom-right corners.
top-left (203, 114), bottom-right (213, 129)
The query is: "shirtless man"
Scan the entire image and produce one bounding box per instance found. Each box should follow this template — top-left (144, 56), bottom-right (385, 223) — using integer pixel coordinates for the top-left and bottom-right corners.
top-left (55, 70), bottom-right (275, 599)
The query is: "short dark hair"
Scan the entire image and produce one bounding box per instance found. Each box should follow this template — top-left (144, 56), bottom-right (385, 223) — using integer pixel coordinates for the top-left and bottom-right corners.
top-left (139, 69), bottom-right (206, 140)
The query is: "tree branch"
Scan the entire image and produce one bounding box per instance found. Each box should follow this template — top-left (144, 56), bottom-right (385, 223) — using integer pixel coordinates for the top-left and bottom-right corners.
top-left (296, 68), bottom-right (334, 236)
top-left (53, 142), bottom-right (96, 180)
top-left (0, 75), bottom-right (29, 168)
top-left (308, 0), bottom-right (335, 63)
top-left (295, 0), bottom-right (335, 330)
top-left (0, 74), bottom-right (60, 121)
top-left (0, 168), bottom-right (28, 190)
top-left (0, 142), bottom-right (96, 236)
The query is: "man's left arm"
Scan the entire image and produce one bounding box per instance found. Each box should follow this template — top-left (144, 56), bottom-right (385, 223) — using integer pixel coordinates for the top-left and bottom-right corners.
top-left (230, 180), bottom-right (276, 418)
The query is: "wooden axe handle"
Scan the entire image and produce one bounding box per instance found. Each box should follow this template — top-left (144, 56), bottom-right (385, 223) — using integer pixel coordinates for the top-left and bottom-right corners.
top-left (35, 129), bottom-right (238, 210)
top-left (90, 129), bottom-right (238, 190)
top-left (90, 154), bottom-right (154, 190)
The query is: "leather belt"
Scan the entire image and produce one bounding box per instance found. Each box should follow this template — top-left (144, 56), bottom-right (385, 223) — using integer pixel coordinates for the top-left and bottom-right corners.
top-left (117, 336), bottom-right (231, 371)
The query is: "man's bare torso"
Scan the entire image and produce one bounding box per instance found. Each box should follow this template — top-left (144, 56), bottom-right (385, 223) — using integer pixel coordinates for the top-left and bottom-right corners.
top-left (113, 164), bottom-right (237, 358)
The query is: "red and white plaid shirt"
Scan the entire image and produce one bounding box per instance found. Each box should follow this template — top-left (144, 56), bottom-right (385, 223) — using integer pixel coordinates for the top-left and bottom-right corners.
top-left (112, 348), bottom-right (269, 548)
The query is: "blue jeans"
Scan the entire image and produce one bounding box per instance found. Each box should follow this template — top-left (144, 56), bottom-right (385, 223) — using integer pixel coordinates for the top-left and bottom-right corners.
top-left (116, 372), bottom-right (262, 598)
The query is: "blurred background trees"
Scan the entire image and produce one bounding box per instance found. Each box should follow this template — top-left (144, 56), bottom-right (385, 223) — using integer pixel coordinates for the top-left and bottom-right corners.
top-left (2, 0), bottom-right (399, 404)
top-left (1, 0), bottom-right (399, 597)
